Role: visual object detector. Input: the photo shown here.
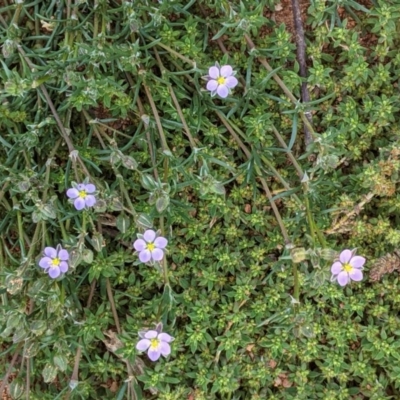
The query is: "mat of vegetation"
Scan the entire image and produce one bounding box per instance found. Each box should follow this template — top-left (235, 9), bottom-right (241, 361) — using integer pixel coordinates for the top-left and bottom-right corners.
top-left (1, 0), bottom-right (400, 399)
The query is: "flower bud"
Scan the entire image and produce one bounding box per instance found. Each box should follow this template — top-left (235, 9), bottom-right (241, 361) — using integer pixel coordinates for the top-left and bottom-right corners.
top-left (320, 248), bottom-right (338, 261)
top-left (291, 247), bottom-right (307, 263)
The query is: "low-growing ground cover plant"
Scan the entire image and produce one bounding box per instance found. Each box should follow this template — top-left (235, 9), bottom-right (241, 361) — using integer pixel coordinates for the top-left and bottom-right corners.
top-left (1, 0), bottom-right (400, 399)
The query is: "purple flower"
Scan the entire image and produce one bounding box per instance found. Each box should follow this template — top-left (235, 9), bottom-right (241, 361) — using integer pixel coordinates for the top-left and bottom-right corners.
top-left (38, 245), bottom-right (69, 279)
top-left (136, 330), bottom-right (174, 361)
top-left (66, 183), bottom-right (96, 210)
top-left (206, 64), bottom-right (238, 98)
top-left (331, 249), bottom-right (366, 286)
top-left (133, 229), bottom-right (168, 263)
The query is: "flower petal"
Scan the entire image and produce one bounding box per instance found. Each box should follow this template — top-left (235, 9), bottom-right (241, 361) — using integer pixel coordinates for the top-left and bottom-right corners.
top-left (48, 266), bottom-right (60, 279)
top-left (339, 249), bottom-right (352, 264)
top-left (225, 76), bottom-right (238, 89)
top-left (85, 195), bottom-right (96, 207)
top-left (206, 80), bottom-right (218, 91)
top-left (331, 261), bottom-right (343, 275)
top-left (44, 247), bottom-right (57, 258)
top-left (349, 256), bottom-right (366, 269)
top-left (74, 197), bottom-right (86, 210)
top-left (139, 250), bottom-right (151, 263)
top-left (39, 257), bottom-right (52, 269)
top-left (217, 85), bottom-right (229, 98)
top-left (58, 249), bottom-right (69, 261)
top-left (143, 230), bottom-right (156, 242)
top-left (159, 341), bottom-right (171, 357)
top-left (154, 237), bottom-right (168, 249)
top-left (148, 348), bottom-right (161, 361)
top-left (144, 330), bottom-right (158, 339)
top-left (66, 188), bottom-right (79, 199)
top-left (136, 339), bottom-right (151, 351)
top-left (337, 271), bottom-right (350, 286)
top-left (151, 248), bottom-right (164, 261)
top-left (349, 268), bottom-right (363, 281)
top-left (85, 184), bottom-right (96, 193)
top-left (59, 261), bottom-right (68, 273)
top-left (158, 333), bottom-right (174, 343)
top-left (77, 184), bottom-right (85, 190)
top-left (208, 66), bottom-right (219, 79)
top-left (220, 65), bottom-right (233, 77)
top-left (134, 239), bottom-right (146, 251)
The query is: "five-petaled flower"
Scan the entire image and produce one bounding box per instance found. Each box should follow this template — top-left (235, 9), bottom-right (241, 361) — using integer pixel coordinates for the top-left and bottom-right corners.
top-left (39, 245), bottom-right (69, 279)
top-left (136, 329), bottom-right (174, 361)
top-left (67, 183), bottom-right (96, 210)
top-left (331, 249), bottom-right (365, 286)
top-left (206, 63), bottom-right (238, 98)
top-left (133, 229), bottom-right (168, 263)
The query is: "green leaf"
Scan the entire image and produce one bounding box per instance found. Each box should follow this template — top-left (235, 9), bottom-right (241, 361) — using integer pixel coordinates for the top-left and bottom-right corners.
top-left (210, 181), bottom-right (225, 196)
top-left (54, 354), bottom-right (68, 372)
top-left (42, 363), bottom-right (58, 383)
top-left (156, 194), bottom-right (170, 213)
top-left (211, 25), bottom-right (229, 40)
top-left (9, 379), bottom-right (24, 399)
top-left (141, 174), bottom-right (157, 190)
top-left (116, 214), bottom-right (131, 233)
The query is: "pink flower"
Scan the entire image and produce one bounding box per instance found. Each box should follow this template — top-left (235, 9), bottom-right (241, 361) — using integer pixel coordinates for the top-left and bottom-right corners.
top-left (331, 249), bottom-right (366, 286)
top-left (66, 183), bottom-right (96, 210)
top-left (205, 63), bottom-right (238, 98)
top-left (133, 229), bottom-right (168, 263)
top-left (136, 329), bottom-right (174, 361)
top-left (38, 245), bottom-right (69, 279)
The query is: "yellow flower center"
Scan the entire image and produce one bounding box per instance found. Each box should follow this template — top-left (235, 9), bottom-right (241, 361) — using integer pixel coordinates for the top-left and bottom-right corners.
top-left (79, 190), bottom-right (87, 198)
top-left (51, 257), bottom-right (60, 266)
top-left (217, 76), bottom-right (226, 85)
top-left (147, 242), bottom-right (155, 251)
top-left (149, 338), bottom-right (160, 349)
top-left (343, 263), bottom-right (353, 273)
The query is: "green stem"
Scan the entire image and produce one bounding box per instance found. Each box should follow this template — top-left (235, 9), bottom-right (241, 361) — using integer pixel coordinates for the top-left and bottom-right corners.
top-left (78, 212), bottom-right (87, 249)
top-left (41, 221), bottom-right (46, 250)
top-left (271, 125), bottom-right (304, 178)
top-left (24, 224), bottom-right (41, 269)
top-left (118, 176), bottom-right (137, 218)
top-left (145, 34), bottom-right (196, 67)
top-left (106, 278), bottom-right (121, 334)
top-left (306, 195), bottom-right (326, 247)
top-left (57, 212), bottom-right (68, 241)
top-left (259, 155), bottom-right (302, 206)
top-left (10, 2), bottom-right (22, 26)
top-left (0, 343), bottom-right (23, 397)
top-left (25, 355), bottom-right (30, 400)
top-left (216, 111), bottom-right (292, 246)
top-left (93, 0), bottom-right (99, 37)
top-left (159, 218), bottom-right (169, 285)
top-left (0, 182), bottom-right (10, 204)
top-left (66, 280), bottom-right (96, 400)
top-left (142, 83), bottom-right (170, 153)
top-left (293, 263), bottom-right (299, 301)
top-left (153, 47), bottom-right (197, 148)
top-left (60, 281), bottom-right (65, 306)
top-left (64, 0), bottom-right (72, 46)
top-left (135, 95), bottom-right (159, 180)
top-left (16, 46), bottom-right (89, 180)
top-left (13, 198), bottom-right (26, 259)
top-left (0, 233), bottom-right (7, 307)
top-left (304, 196), bottom-right (316, 241)
top-left (244, 34), bottom-right (317, 142)
top-left (271, 125), bottom-right (327, 246)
